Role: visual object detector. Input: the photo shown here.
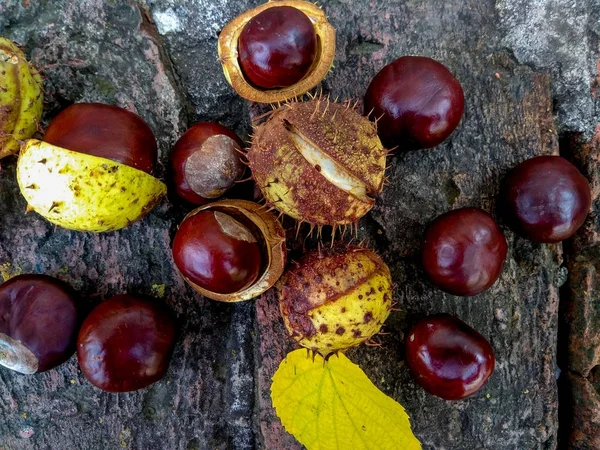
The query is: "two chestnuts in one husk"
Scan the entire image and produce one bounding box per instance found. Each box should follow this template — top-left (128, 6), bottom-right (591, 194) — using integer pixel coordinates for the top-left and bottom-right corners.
top-left (0, 38), bottom-right (43, 159)
top-left (17, 103), bottom-right (166, 232)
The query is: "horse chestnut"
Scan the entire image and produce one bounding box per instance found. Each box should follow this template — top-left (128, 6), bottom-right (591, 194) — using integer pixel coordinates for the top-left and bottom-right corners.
top-left (406, 314), bottom-right (495, 400)
top-left (279, 246), bottom-right (393, 355)
top-left (249, 98), bottom-right (386, 226)
top-left (500, 155), bottom-right (591, 243)
top-left (0, 274), bottom-right (78, 374)
top-left (173, 200), bottom-right (286, 302)
top-left (171, 122), bottom-right (244, 204)
top-left (44, 103), bottom-right (158, 174)
top-left (173, 210), bottom-right (262, 295)
top-left (364, 56), bottom-right (465, 150)
top-left (238, 6), bottom-right (317, 89)
top-left (218, 1), bottom-right (335, 103)
top-left (77, 294), bottom-right (176, 392)
top-left (17, 103), bottom-right (166, 232)
top-left (422, 207), bottom-right (507, 296)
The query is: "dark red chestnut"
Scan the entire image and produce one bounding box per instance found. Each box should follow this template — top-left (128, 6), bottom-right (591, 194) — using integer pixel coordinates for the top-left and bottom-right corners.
top-left (0, 274), bottom-right (78, 374)
top-left (238, 6), bottom-right (317, 89)
top-left (406, 314), bottom-right (495, 400)
top-left (171, 122), bottom-right (244, 204)
top-left (422, 207), bottom-right (507, 296)
top-left (77, 294), bottom-right (176, 392)
top-left (44, 103), bottom-right (158, 174)
top-left (172, 210), bottom-right (262, 295)
top-left (500, 155), bottom-right (591, 243)
top-left (364, 56), bottom-right (465, 150)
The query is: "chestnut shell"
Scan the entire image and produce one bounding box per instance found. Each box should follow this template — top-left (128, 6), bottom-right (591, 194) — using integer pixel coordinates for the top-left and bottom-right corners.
top-left (500, 155), bottom-right (591, 243)
top-left (44, 103), bottom-right (158, 174)
top-left (406, 314), bottom-right (495, 400)
top-left (0, 274), bottom-right (78, 373)
top-left (238, 6), bottom-right (317, 89)
top-left (421, 207), bottom-right (507, 296)
top-left (77, 294), bottom-right (176, 392)
top-left (364, 56), bottom-right (465, 150)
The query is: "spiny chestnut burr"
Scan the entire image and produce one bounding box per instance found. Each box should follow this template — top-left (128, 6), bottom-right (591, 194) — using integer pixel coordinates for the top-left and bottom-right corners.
top-left (171, 122), bottom-right (244, 205)
top-left (173, 200), bottom-right (286, 302)
top-left (248, 98), bottom-right (386, 227)
top-left (500, 155), bottom-right (591, 243)
top-left (364, 56), bottom-right (465, 150)
top-left (421, 207), bottom-right (507, 296)
top-left (278, 246), bottom-right (392, 355)
top-left (238, 6), bottom-right (317, 89)
top-left (77, 294), bottom-right (176, 393)
top-left (17, 103), bottom-right (166, 232)
top-left (405, 314), bottom-right (495, 400)
top-left (0, 38), bottom-right (43, 159)
top-left (218, 1), bottom-right (335, 103)
top-left (0, 274), bottom-right (79, 374)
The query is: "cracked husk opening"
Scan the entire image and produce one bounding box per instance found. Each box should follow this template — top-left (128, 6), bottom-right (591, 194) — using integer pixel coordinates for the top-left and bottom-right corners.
top-left (284, 121), bottom-right (371, 203)
top-left (0, 332), bottom-right (38, 374)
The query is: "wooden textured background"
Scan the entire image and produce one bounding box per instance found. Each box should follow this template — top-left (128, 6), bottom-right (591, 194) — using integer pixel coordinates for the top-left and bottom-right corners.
top-left (0, 0), bottom-right (598, 449)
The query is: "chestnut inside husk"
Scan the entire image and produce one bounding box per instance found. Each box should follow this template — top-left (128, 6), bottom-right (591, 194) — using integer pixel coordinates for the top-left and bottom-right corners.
top-left (17, 102), bottom-right (166, 232)
top-left (218, 0), bottom-right (336, 103)
top-left (174, 200), bottom-right (286, 302)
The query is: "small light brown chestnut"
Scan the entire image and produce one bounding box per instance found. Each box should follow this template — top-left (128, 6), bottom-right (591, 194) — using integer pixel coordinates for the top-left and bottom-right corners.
top-left (171, 122), bottom-right (245, 205)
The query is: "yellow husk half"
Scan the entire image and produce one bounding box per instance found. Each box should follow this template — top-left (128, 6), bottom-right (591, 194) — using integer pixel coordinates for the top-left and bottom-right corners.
top-left (17, 140), bottom-right (166, 232)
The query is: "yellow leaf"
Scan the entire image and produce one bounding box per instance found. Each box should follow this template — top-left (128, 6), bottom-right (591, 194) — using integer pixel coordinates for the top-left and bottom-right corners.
top-left (271, 350), bottom-right (422, 450)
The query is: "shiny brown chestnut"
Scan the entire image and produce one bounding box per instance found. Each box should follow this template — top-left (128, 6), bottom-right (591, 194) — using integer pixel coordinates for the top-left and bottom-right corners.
top-left (19, 102), bottom-right (166, 233)
top-left (422, 208), bottom-right (507, 296)
top-left (0, 274), bottom-right (79, 374)
top-left (44, 103), bottom-right (158, 174)
top-left (218, 1), bottom-right (335, 103)
top-left (406, 314), bottom-right (495, 400)
top-left (173, 210), bottom-right (262, 294)
top-left (172, 200), bottom-right (286, 302)
top-left (364, 56), bottom-right (465, 150)
top-left (77, 294), bottom-right (176, 393)
top-left (500, 155), bottom-right (591, 243)
top-left (238, 6), bottom-right (317, 89)
top-left (171, 122), bottom-right (244, 204)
